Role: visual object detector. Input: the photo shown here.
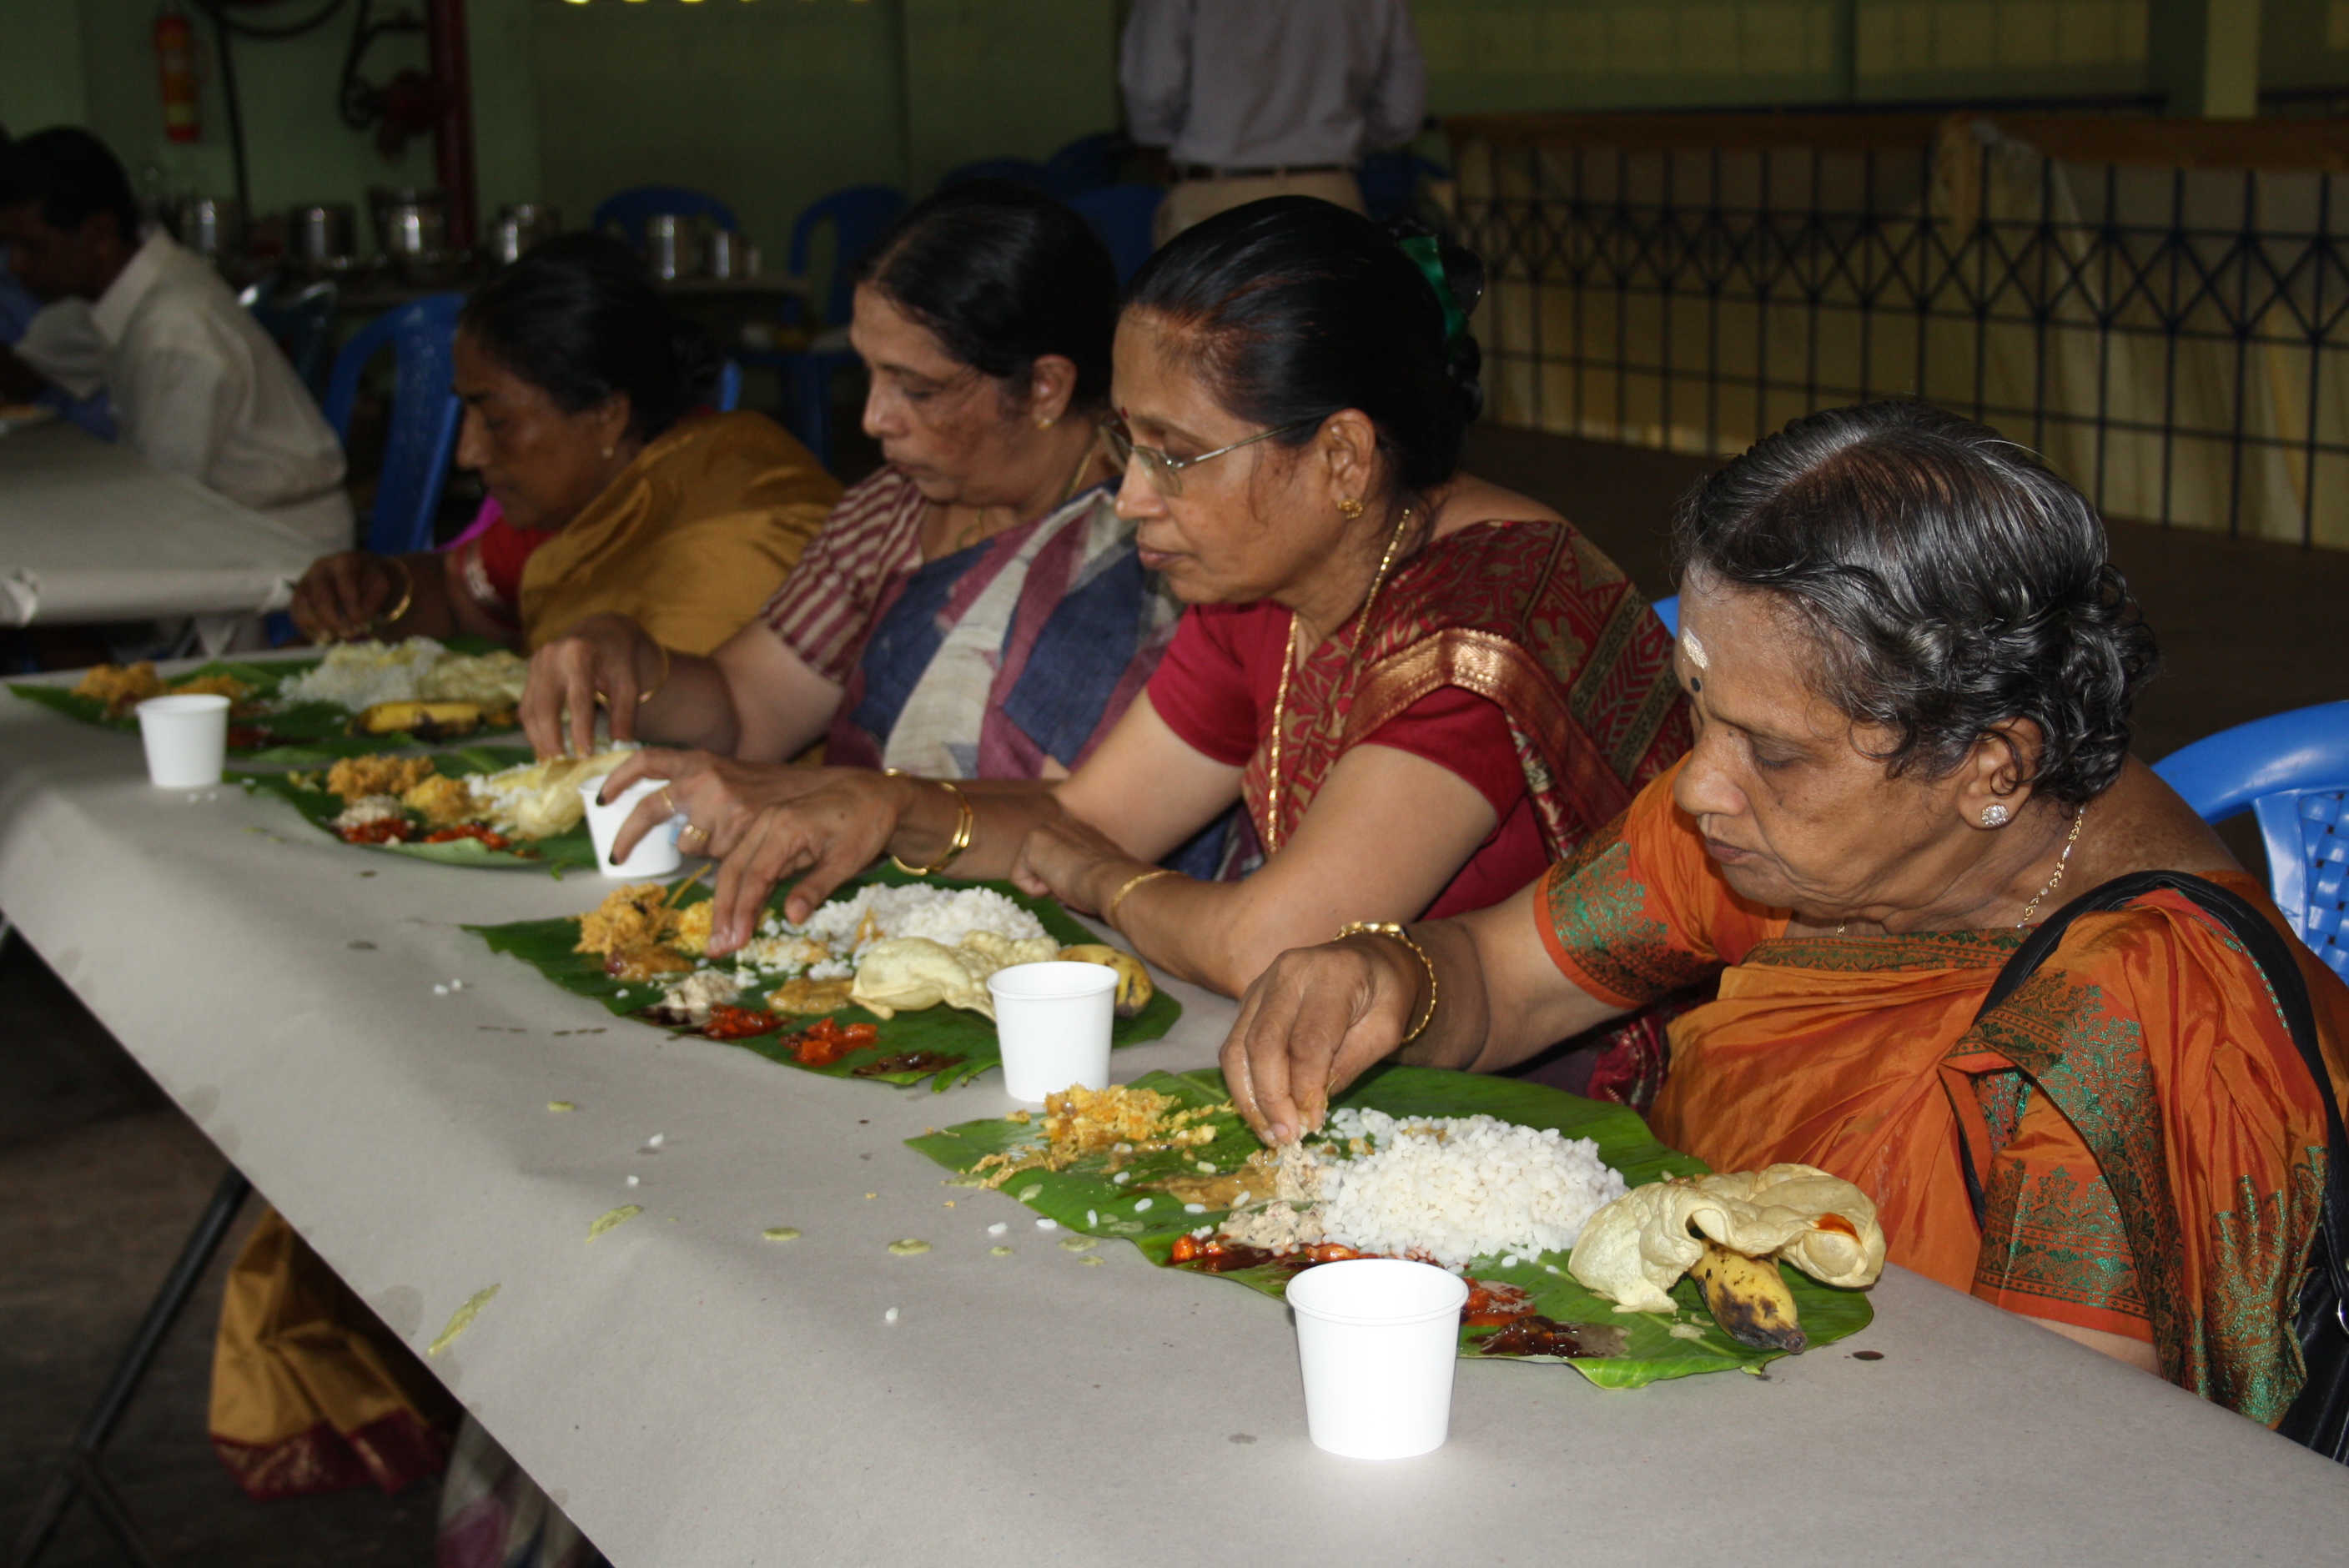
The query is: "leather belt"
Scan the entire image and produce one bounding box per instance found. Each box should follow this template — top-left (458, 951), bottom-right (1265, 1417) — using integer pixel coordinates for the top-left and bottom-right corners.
top-left (1179, 163), bottom-right (1351, 180)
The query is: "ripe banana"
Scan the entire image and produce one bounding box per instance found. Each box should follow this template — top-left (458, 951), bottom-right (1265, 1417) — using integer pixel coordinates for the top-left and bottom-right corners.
top-left (350, 699), bottom-right (486, 738)
top-left (1688, 1239), bottom-right (1808, 1352)
top-left (1057, 943), bottom-right (1153, 1017)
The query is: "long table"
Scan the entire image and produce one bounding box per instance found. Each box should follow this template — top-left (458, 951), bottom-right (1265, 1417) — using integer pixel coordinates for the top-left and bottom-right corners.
top-left (0, 422), bottom-right (317, 630)
top-left (3, 686), bottom-right (2345, 1566)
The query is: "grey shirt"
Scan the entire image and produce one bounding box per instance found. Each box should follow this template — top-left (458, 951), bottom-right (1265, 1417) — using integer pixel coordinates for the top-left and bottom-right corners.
top-left (1119, 0), bottom-right (1427, 171)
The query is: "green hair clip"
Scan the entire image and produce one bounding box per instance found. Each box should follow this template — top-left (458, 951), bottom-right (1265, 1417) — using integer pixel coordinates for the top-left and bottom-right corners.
top-left (1396, 233), bottom-right (1467, 349)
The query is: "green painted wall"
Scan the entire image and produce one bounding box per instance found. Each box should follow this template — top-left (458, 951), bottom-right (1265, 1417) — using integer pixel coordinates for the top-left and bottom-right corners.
top-left (528, 0), bottom-right (906, 262)
top-left (8, 0), bottom-right (2349, 271)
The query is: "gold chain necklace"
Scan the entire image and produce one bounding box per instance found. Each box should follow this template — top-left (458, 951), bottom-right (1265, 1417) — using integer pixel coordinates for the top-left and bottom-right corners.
top-left (1833, 802), bottom-right (2088, 935)
top-left (938, 424), bottom-right (1103, 555)
top-left (2015, 803), bottom-right (2087, 927)
top-left (1264, 507), bottom-right (1416, 853)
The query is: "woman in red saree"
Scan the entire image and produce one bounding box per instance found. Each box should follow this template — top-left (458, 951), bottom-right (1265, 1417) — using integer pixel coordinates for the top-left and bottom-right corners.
top-left (1220, 401), bottom-right (2349, 1427)
top-left (592, 199), bottom-right (1688, 1002)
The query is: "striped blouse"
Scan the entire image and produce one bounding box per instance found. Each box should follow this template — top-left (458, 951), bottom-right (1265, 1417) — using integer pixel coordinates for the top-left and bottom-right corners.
top-left (758, 465), bottom-right (928, 685)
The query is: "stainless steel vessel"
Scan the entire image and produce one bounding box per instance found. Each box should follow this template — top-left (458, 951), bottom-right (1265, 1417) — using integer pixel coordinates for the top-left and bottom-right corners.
top-left (488, 203), bottom-right (562, 266)
top-left (289, 203), bottom-right (357, 269)
top-left (704, 228), bottom-right (752, 280)
top-left (174, 196), bottom-right (242, 262)
top-left (644, 213), bottom-right (698, 281)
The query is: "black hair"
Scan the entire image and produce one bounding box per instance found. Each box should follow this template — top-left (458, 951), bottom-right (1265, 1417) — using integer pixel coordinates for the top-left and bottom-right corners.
top-left (852, 179), bottom-right (1116, 409)
top-left (1124, 197), bottom-right (1486, 495)
top-left (0, 127), bottom-right (142, 245)
top-left (460, 231), bottom-right (718, 441)
top-left (1672, 400), bottom-right (2160, 805)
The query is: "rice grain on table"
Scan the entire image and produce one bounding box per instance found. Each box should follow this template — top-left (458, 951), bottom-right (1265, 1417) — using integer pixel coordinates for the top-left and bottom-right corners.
top-left (1312, 1108), bottom-right (1627, 1269)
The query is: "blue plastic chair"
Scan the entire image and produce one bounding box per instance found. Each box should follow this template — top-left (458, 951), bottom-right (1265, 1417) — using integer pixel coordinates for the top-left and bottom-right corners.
top-left (1044, 132), bottom-right (1122, 199)
top-left (2154, 701), bottom-right (2349, 980)
top-left (939, 158), bottom-right (1049, 193)
top-left (592, 186), bottom-right (738, 251)
top-left (1651, 594), bottom-right (1679, 636)
top-left (323, 294), bottom-right (466, 556)
top-left (1068, 184), bottom-right (1164, 287)
top-left (753, 184), bottom-right (908, 469)
top-left (1358, 151), bottom-right (1449, 223)
top-left (241, 277), bottom-right (339, 401)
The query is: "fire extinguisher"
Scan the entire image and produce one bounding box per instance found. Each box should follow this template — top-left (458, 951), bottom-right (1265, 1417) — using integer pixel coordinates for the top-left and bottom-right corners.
top-left (155, 6), bottom-right (201, 144)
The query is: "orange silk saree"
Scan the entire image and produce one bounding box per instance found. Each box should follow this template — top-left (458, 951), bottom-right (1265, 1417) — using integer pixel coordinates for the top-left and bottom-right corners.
top-left (1537, 761), bottom-right (2349, 1424)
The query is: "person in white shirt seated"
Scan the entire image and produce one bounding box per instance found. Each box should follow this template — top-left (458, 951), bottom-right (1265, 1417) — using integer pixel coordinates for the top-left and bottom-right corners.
top-left (0, 127), bottom-right (353, 551)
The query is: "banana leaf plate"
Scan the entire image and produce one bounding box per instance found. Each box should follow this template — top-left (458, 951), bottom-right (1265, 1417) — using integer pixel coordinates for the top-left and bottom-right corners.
top-left (10, 636), bottom-right (521, 765)
top-left (908, 1064), bottom-right (1874, 1385)
top-left (466, 865), bottom-right (1183, 1088)
top-left (237, 744), bottom-right (596, 872)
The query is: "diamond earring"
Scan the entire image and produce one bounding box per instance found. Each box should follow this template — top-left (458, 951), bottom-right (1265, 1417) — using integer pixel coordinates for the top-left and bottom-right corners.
top-left (1980, 803), bottom-right (2012, 828)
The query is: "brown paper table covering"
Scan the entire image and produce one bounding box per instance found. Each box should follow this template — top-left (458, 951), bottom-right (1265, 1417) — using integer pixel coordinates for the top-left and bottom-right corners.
top-left (3, 681), bottom-right (2346, 1565)
top-left (0, 423), bottom-right (317, 627)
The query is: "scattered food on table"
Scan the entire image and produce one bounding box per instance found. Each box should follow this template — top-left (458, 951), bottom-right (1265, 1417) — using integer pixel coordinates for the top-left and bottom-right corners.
top-left (587, 1204), bottom-right (644, 1241)
top-left (426, 1284), bottom-right (500, 1356)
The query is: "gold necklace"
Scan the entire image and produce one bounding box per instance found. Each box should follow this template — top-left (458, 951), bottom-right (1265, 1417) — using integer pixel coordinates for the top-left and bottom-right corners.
top-left (2015, 803), bottom-right (2087, 927)
top-left (938, 425), bottom-right (1103, 555)
top-left (1264, 507), bottom-right (1416, 853)
top-left (1833, 802), bottom-right (2088, 935)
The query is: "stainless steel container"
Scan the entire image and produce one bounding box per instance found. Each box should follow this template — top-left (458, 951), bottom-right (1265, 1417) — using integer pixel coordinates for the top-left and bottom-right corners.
top-left (371, 187), bottom-right (449, 257)
top-left (289, 202), bottom-right (356, 269)
top-left (704, 228), bottom-right (752, 280)
top-left (175, 196), bottom-right (243, 262)
top-left (487, 203), bottom-right (562, 266)
top-left (645, 213), bottom-right (698, 282)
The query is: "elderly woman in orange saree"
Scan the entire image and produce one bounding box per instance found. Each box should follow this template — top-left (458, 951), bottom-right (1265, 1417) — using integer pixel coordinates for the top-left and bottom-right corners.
top-left (1221, 400), bottom-right (2349, 1430)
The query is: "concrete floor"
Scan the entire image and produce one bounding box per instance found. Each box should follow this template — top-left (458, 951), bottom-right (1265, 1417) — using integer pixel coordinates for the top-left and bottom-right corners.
top-left (3, 424), bottom-right (2341, 1565)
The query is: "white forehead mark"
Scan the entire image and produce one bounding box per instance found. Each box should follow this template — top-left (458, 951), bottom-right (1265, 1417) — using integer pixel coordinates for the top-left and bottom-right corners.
top-left (1680, 628), bottom-right (1710, 671)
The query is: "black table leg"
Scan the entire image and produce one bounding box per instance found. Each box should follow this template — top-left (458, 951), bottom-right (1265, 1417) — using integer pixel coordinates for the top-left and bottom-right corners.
top-left (9, 1165), bottom-right (253, 1568)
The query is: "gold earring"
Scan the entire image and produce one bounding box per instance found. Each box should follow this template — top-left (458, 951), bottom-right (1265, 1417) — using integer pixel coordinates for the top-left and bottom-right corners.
top-left (1337, 498), bottom-right (1366, 520)
top-left (1036, 415), bottom-right (1055, 430)
top-left (601, 446), bottom-right (615, 459)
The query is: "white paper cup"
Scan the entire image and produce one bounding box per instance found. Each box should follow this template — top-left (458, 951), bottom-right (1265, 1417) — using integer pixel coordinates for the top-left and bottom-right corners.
top-left (988, 961), bottom-right (1117, 1103)
top-left (1286, 1259), bottom-right (1469, 1460)
top-left (579, 778), bottom-right (685, 877)
top-left (134, 693), bottom-right (230, 788)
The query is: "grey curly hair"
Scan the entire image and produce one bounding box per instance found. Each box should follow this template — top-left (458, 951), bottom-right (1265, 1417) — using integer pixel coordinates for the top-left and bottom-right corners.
top-left (1671, 401), bottom-right (2160, 805)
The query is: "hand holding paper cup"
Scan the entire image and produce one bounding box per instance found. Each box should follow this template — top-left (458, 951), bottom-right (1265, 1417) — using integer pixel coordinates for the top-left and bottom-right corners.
top-left (580, 777), bottom-right (685, 877)
top-left (135, 693), bottom-right (230, 788)
top-left (1287, 1258), bottom-right (1469, 1460)
top-left (988, 960), bottom-right (1116, 1103)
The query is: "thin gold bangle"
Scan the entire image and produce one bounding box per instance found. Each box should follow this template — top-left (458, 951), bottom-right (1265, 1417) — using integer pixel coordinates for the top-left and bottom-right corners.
top-left (1104, 867), bottom-right (1179, 932)
top-left (1335, 920), bottom-right (1437, 1044)
top-left (883, 769), bottom-right (973, 876)
top-left (369, 555), bottom-right (415, 633)
top-left (638, 642), bottom-right (672, 706)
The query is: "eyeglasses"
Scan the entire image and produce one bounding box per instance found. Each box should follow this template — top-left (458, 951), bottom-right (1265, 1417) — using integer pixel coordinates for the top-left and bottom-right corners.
top-left (1105, 415), bottom-right (1320, 496)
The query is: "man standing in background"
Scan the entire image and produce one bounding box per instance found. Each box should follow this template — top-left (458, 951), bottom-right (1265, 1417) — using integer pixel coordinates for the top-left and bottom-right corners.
top-left (1121, 0), bottom-right (1426, 241)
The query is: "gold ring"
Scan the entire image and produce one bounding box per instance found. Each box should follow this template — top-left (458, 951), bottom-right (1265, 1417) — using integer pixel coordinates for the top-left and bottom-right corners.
top-left (660, 785), bottom-right (680, 816)
top-left (591, 689), bottom-right (609, 708)
top-left (681, 822), bottom-right (710, 846)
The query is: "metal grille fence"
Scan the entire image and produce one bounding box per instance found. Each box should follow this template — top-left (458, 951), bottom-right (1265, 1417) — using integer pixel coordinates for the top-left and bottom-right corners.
top-left (1447, 113), bottom-right (2349, 546)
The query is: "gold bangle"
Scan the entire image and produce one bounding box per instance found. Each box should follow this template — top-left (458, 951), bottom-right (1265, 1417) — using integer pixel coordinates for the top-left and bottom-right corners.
top-left (1335, 920), bottom-right (1437, 1044)
top-left (596, 643), bottom-right (673, 710)
top-left (883, 769), bottom-right (973, 876)
top-left (1104, 867), bottom-right (1179, 932)
top-left (368, 555), bottom-right (415, 633)
top-left (638, 642), bottom-right (672, 706)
